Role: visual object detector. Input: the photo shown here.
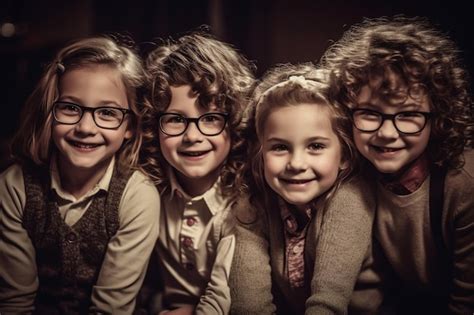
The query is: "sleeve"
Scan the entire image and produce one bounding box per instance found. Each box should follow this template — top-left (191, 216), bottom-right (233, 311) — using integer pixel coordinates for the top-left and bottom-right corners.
top-left (305, 177), bottom-right (382, 315)
top-left (228, 201), bottom-right (276, 315)
top-left (0, 165), bottom-right (38, 315)
top-left (90, 171), bottom-right (161, 315)
top-left (447, 152), bottom-right (474, 314)
top-left (195, 233), bottom-right (235, 315)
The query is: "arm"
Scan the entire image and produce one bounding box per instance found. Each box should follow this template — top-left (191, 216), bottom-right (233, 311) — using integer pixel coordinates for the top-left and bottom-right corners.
top-left (0, 165), bottom-right (38, 314)
top-left (194, 232), bottom-right (235, 315)
top-left (306, 177), bottom-right (381, 315)
top-left (90, 171), bottom-right (160, 315)
top-left (447, 153), bottom-right (474, 314)
top-left (228, 200), bottom-right (276, 315)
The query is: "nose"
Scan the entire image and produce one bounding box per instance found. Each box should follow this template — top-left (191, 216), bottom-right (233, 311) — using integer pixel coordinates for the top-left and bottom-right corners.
top-left (376, 118), bottom-right (399, 139)
top-left (287, 150), bottom-right (307, 172)
top-left (182, 121), bottom-right (204, 143)
top-left (74, 111), bottom-right (98, 135)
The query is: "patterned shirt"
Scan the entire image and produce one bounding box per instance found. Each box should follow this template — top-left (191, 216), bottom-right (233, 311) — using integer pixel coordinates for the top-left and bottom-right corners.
top-left (380, 154), bottom-right (430, 195)
top-left (279, 199), bottom-right (313, 289)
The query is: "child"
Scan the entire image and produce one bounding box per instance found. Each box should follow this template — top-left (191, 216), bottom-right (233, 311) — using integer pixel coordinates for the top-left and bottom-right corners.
top-left (321, 16), bottom-right (474, 314)
top-left (140, 33), bottom-right (255, 314)
top-left (229, 63), bottom-right (383, 314)
top-left (0, 36), bottom-right (160, 314)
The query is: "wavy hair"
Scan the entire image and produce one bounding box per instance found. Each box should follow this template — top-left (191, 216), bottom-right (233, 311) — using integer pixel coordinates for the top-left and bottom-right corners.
top-left (321, 15), bottom-right (473, 169)
top-left (11, 35), bottom-right (145, 172)
top-left (140, 32), bottom-right (255, 200)
top-left (238, 62), bottom-right (358, 215)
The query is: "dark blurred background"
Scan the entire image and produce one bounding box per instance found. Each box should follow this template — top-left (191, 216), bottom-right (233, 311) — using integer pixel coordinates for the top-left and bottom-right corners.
top-left (1, 0), bottom-right (473, 167)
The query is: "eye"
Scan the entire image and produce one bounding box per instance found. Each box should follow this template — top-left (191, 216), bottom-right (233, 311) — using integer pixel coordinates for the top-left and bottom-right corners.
top-left (308, 143), bottom-right (325, 151)
top-left (57, 102), bottom-right (80, 113)
top-left (201, 113), bottom-right (224, 123)
top-left (396, 112), bottom-right (424, 119)
top-left (96, 108), bottom-right (121, 118)
top-left (355, 109), bottom-right (381, 121)
top-left (163, 114), bottom-right (186, 124)
top-left (270, 144), bottom-right (288, 152)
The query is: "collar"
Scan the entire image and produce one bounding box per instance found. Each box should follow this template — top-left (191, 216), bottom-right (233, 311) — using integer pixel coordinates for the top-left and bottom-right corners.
top-left (167, 166), bottom-right (227, 216)
top-left (50, 155), bottom-right (115, 202)
top-left (279, 198), bottom-right (312, 235)
top-left (380, 154), bottom-right (430, 195)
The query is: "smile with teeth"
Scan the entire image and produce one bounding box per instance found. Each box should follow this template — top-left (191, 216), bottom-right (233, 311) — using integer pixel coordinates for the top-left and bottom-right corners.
top-left (69, 140), bottom-right (101, 149)
top-left (372, 145), bottom-right (402, 153)
top-left (179, 150), bottom-right (210, 157)
top-left (281, 178), bottom-right (314, 184)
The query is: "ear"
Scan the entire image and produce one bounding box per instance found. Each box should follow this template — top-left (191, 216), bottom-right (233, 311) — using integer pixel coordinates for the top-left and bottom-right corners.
top-left (339, 159), bottom-right (349, 171)
top-left (124, 123), bottom-right (134, 140)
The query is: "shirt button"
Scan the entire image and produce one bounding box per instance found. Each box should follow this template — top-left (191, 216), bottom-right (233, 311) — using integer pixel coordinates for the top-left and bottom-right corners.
top-left (292, 244), bottom-right (303, 254)
top-left (66, 232), bottom-right (77, 243)
top-left (186, 217), bottom-right (196, 226)
top-left (182, 237), bottom-right (193, 248)
top-left (184, 263), bottom-right (195, 271)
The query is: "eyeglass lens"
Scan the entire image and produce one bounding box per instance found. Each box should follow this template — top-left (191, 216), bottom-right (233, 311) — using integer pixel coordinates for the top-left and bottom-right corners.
top-left (159, 113), bottom-right (227, 136)
top-left (53, 102), bottom-right (126, 129)
top-left (353, 109), bottom-right (428, 134)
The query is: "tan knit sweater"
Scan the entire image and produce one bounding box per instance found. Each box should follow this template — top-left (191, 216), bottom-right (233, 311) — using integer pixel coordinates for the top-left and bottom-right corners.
top-left (229, 176), bottom-right (384, 315)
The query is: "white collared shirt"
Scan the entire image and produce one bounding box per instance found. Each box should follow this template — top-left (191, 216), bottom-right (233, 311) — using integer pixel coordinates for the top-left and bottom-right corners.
top-left (157, 168), bottom-right (235, 314)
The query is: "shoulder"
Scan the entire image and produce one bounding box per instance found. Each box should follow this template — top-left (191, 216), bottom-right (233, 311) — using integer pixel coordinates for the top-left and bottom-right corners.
top-left (0, 163), bottom-right (26, 217)
top-left (328, 175), bottom-right (376, 211)
top-left (445, 150), bottom-right (474, 193)
top-left (0, 163), bottom-right (25, 195)
top-left (118, 170), bottom-right (160, 218)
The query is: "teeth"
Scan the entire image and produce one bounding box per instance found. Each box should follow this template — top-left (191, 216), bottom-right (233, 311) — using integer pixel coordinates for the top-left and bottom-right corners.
top-left (181, 151), bottom-right (207, 156)
top-left (72, 141), bottom-right (99, 148)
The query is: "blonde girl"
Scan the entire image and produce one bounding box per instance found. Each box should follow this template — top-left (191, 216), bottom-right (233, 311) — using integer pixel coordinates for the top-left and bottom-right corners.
top-left (0, 36), bottom-right (160, 314)
top-left (230, 63), bottom-right (382, 314)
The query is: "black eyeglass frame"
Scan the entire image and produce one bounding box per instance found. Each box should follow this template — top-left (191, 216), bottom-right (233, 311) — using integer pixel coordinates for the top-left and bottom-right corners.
top-left (52, 101), bottom-right (132, 130)
top-left (351, 108), bottom-right (432, 135)
top-left (158, 112), bottom-right (229, 136)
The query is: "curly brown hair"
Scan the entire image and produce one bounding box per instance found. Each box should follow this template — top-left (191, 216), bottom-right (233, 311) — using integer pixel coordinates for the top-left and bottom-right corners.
top-left (140, 32), bottom-right (255, 200)
top-left (320, 15), bottom-right (473, 169)
top-left (238, 62), bottom-right (358, 214)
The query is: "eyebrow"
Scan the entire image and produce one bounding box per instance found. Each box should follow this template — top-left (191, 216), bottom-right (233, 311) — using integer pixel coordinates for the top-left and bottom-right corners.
top-left (60, 96), bottom-right (124, 108)
top-left (265, 136), bottom-right (331, 143)
top-left (358, 101), bottom-right (424, 111)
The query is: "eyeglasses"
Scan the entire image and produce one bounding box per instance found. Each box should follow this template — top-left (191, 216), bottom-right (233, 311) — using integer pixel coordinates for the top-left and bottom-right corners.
top-left (158, 112), bottom-right (228, 136)
top-left (352, 109), bottom-right (432, 134)
top-left (52, 101), bottom-right (131, 129)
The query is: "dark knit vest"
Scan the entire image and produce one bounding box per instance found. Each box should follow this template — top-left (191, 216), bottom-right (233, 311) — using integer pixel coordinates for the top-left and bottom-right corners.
top-left (21, 163), bottom-right (132, 315)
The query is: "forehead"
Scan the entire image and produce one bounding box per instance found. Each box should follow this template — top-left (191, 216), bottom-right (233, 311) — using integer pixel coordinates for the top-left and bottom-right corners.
top-left (168, 85), bottom-right (219, 112)
top-left (356, 73), bottom-right (431, 112)
top-left (263, 104), bottom-right (335, 138)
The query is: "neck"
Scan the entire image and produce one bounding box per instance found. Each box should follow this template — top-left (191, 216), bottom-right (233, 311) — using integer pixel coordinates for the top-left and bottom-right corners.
top-left (176, 169), bottom-right (220, 197)
top-left (57, 156), bottom-right (111, 199)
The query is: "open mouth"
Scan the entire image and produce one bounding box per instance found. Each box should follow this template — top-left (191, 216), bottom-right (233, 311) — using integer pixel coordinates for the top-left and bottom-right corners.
top-left (179, 150), bottom-right (211, 157)
top-left (280, 178), bottom-right (314, 184)
top-left (371, 145), bottom-right (402, 153)
top-left (69, 140), bottom-right (101, 149)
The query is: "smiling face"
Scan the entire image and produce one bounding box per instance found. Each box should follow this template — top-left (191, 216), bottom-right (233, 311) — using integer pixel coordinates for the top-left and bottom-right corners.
top-left (52, 64), bottom-right (132, 179)
top-left (262, 103), bottom-right (344, 209)
top-left (353, 76), bottom-right (431, 175)
top-left (159, 85), bottom-right (231, 195)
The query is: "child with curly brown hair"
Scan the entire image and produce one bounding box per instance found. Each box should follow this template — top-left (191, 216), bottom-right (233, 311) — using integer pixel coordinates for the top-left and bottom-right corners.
top-left (321, 16), bottom-right (474, 314)
top-left (140, 33), bottom-right (255, 315)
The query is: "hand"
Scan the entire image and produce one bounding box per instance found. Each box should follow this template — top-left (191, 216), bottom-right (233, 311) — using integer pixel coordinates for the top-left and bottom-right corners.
top-left (159, 305), bottom-right (194, 315)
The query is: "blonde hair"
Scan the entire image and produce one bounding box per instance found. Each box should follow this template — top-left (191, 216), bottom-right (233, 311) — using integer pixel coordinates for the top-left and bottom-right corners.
top-left (241, 62), bottom-right (357, 210)
top-left (141, 32), bottom-right (255, 200)
top-left (12, 35), bottom-right (145, 171)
